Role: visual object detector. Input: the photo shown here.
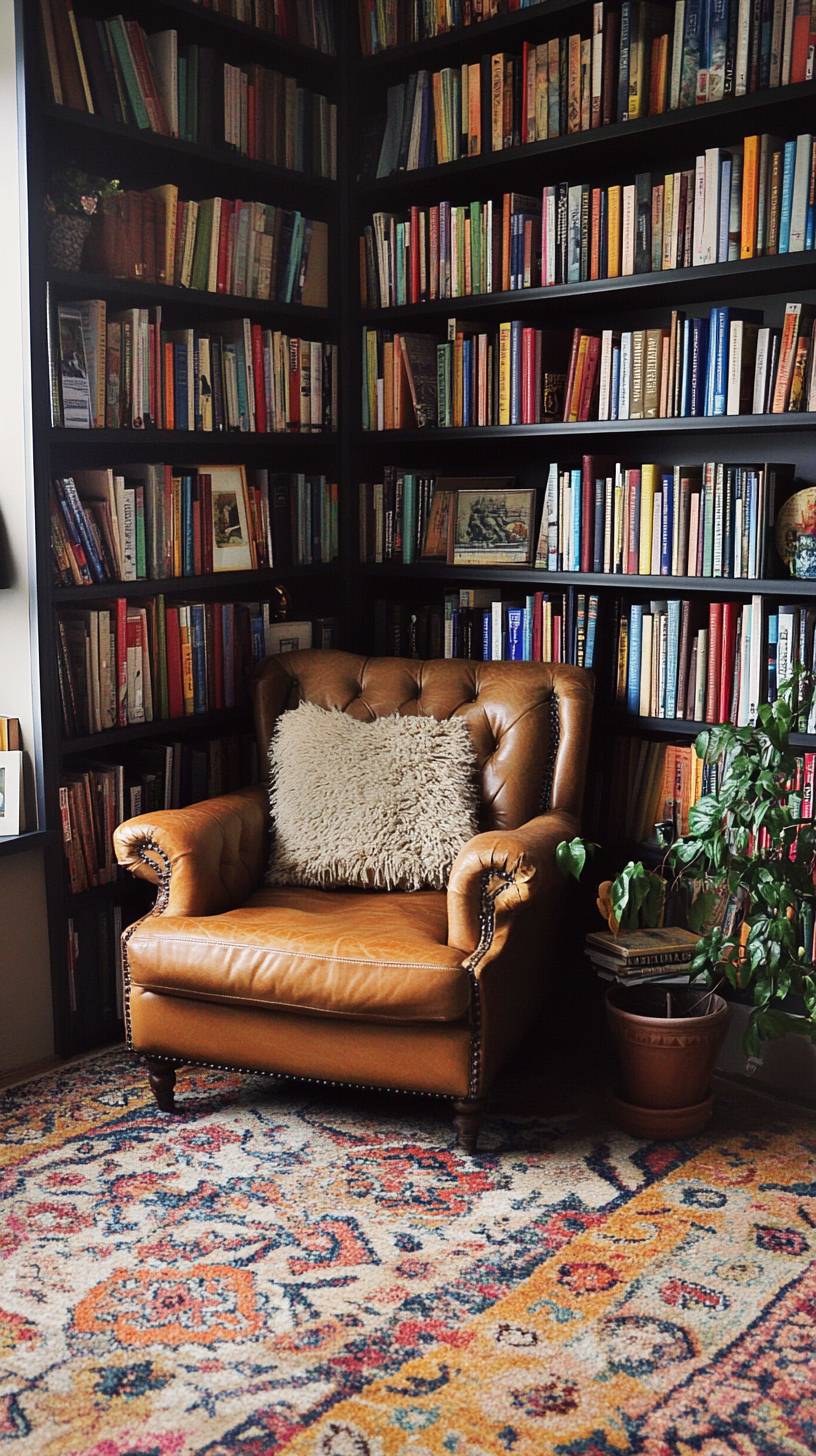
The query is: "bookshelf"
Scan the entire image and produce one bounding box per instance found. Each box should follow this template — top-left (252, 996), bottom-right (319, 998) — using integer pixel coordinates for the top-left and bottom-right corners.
top-left (18, 0), bottom-right (816, 1056)
top-left (21, 0), bottom-right (342, 1054)
top-left (347, 2), bottom-right (816, 868)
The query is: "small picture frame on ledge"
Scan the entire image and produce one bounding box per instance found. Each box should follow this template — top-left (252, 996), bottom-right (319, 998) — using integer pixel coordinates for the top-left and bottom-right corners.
top-left (206, 465), bottom-right (255, 573)
top-left (452, 486), bottom-right (535, 567)
top-left (0, 751), bottom-right (23, 837)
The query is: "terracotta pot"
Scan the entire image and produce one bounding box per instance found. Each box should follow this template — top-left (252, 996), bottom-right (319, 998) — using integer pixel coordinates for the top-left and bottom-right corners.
top-left (606, 985), bottom-right (728, 1136)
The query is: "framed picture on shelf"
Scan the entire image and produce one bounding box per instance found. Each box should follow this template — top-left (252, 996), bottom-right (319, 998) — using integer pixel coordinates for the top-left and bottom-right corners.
top-left (206, 465), bottom-right (255, 572)
top-left (420, 488), bottom-right (456, 560)
top-left (452, 485), bottom-right (535, 567)
top-left (0, 751), bottom-right (23, 837)
top-left (266, 621), bottom-right (313, 654)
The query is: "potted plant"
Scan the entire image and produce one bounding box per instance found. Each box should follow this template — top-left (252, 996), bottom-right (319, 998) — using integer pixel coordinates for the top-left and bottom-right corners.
top-left (558, 670), bottom-right (816, 1137)
top-left (44, 168), bottom-right (121, 272)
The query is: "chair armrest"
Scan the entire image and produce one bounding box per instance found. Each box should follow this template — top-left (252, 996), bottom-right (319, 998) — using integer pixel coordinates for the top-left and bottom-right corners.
top-left (447, 810), bottom-right (578, 959)
top-left (114, 785), bottom-right (268, 918)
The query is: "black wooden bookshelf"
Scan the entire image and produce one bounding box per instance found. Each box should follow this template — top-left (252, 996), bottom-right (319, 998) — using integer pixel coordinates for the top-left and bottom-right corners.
top-left (20, 0), bottom-right (343, 1056)
top-left (18, 0), bottom-right (816, 1057)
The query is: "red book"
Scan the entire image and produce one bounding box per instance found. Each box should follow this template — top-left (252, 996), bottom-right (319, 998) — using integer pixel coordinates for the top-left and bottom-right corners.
top-left (212, 599), bottom-right (224, 709)
top-left (791, 0), bottom-right (811, 81)
top-left (501, 192), bottom-right (512, 291)
top-left (288, 337), bottom-right (300, 430)
top-left (409, 206), bottom-right (420, 305)
top-left (577, 335), bottom-right (600, 420)
top-left (165, 608), bottom-right (183, 719)
top-left (251, 323), bottom-right (267, 432)
top-left (719, 601), bottom-right (737, 722)
top-left (521, 327), bottom-right (535, 422)
top-left (116, 597), bottom-right (128, 726)
top-left (590, 188), bottom-right (601, 279)
top-left (532, 591), bottom-right (543, 660)
top-left (706, 602), bottom-right (723, 724)
top-left (580, 456), bottom-right (595, 573)
top-left (626, 469), bottom-right (640, 575)
top-left (216, 199), bottom-right (232, 294)
top-left (192, 498), bottom-right (202, 576)
top-left (429, 205), bottom-right (439, 300)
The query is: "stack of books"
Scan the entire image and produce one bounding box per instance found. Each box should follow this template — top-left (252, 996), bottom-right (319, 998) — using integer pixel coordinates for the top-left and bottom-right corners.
top-left (535, 458), bottom-right (792, 577)
top-left (50, 467), bottom-right (338, 586)
top-left (51, 298), bottom-right (338, 433)
top-left (585, 927), bottom-right (701, 982)
top-left (39, 4), bottom-right (337, 176)
top-left (79, 185), bottom-right (328, 305)
top-left (0, 716), bottom-right (21, 750)
top-left (366, 6), bottom-right (815, 167)
top-left (373, 588), bottom-right (599, 667)
top-left (361, 134), bottom-right (816, 307)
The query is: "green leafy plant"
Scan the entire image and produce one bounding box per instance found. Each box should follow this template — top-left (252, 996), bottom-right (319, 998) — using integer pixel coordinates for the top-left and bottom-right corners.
top-left (45, 168), bottom-right (121, 219)
top-left (559, 669), bottom-right (816, 1053)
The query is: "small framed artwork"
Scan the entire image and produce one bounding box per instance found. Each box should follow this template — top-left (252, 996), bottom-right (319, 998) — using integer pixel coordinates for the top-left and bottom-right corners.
top-left (266, 621), bottom-right (313, 654)
top-left (0, 751), bottom-right (23, 837)
top-left (452, 486), bottom-right (536, 567)
top-left (206, 465), bottom-right (255, 572)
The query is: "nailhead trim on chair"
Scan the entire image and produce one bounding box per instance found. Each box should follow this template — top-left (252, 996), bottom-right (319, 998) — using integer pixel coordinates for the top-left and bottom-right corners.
top-left (540, 691), bottom-right (560, 814)
top-left (462, 866), bottom-right (516, 1097)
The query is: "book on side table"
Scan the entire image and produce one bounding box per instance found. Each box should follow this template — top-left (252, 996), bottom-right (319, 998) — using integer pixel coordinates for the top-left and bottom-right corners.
top-left (585, 927), bottom-right (700, 984)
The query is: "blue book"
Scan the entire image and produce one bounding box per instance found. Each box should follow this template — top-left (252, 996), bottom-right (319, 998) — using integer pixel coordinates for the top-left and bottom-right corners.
top-left (284, 211), bottom-right (305, 302)
top-left (779, 140), bottom-right (796, 254)
top-left (807, 176), bottom-right (816, 252)
top-left (747, 470), bottom-right (758, 577)
top-left (718, 158), bottom-right (731, 262)
top-left (666, 598), bottom-right (681, 718)
top-left (570, 468), bottom-right (581, 571)
top-left (402, 474), bottom-right (416, 565)
top-left (174, 344), bottom-right (188, 431)
top-left (462, 339), bottom-right (472, 425)
top-left (767, 613), bottom-right (778, 701)
top-left (627, 604), bottom-right (643, 713)
top-left (585, 594), bottom-right (598, 669)
top-left (610, 345), bottom-right (621, 420)
top-left (524, 596), bottom-right (535, 660)
top-left (506, 606), bottom-right (524, 660)
top-left (712, 306), bottom-right (729, 415)
top-left (592, 478), bottom-right (604, 572)
top-left (482, 610), bottom-right (491, 661)
top-left (193, 335), bottom-right (202, 431)
top-left (660, 471), bottom-right (674, 574)
top-left (182, 475), bottom-right (194, 576)
top-left (190, 604), bottom-right (206, 714)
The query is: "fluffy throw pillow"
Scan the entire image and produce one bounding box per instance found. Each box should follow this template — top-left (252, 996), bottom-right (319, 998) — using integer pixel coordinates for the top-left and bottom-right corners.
top-left (266, 702), bottom-right (479, 891)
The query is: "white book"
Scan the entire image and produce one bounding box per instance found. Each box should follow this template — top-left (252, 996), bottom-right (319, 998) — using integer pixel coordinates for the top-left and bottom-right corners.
top-left (688, 490), bottom-right (700, 574)
top-left (568, 184), bottom-right (583, 282)
top-left (598, 330), bottom-right (614, 419)
top-left (639, 615), bottom-right (653, 715)
top-left (618, 333), bottom-right (632, 419)
top-left (734, 494), bottom-right (743, 576)
top-left (781, 0), bottom-right (796, 82)
top-left (769, 0), bottom-right (785, 85)
top-left (694, 628), bottom-right (708, 720)
top-left (692, 154), bottom-right (707, 266)
top-left (603, 477), bottom-right (614, 572)
top-left (777, 605), bottom-right (796, 693)
top-left (669, 171), bottom-right (681, 268)
top-left (748, 594), bottom-right (764, 724)
top-left (735, 0), bottom-right (752, 93)
top-left (728, 153), bottom-right (743, 260)
top-left (621, 185), bottom-right (636, 275)
top-left (651, 494), bottom-right (661, 575)
top-left (727, 320), bottom-right (744, 414)
top-left (544, 187), bottom-right (556, 285)
top-left (702, 148), bottom-right (723, 265)
top-left (752, 327), bottom-right (771, 412)
top-left (789, 134), bottom-right (812, 251)
top-left (591, 3), bottom-right (603, 125)
top-left (670, 0), bottom-right (685, 107)
top-left (491, 599), bottom-right (503, 660)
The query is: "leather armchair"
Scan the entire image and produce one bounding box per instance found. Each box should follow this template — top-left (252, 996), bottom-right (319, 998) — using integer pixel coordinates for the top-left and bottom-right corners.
top-left (114, 649), bottom-right (594, 1149)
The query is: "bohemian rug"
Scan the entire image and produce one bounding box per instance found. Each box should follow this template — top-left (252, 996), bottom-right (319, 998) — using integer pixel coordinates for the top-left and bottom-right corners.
top-left (0, 1051), bottom-right (814, 1456)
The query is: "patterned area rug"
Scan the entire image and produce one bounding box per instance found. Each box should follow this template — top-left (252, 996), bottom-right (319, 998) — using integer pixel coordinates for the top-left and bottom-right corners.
top-left (1, 1051), bottom-right (814, 1455)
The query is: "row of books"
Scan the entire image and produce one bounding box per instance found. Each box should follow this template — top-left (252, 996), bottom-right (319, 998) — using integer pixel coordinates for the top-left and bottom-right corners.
top-left (80, 183), bottom-right (329, 305)
top-left (52, 298), bottom-right (338, 434)
top-left (592, 734), bottom-right (710, 841)
top-left (358, 0), bottom-right (539, 53)
top-left (39, 4), bottom-right (336, 176)
top-left (152, 0), bottom-right (335, 51)
top-left (373, 589), bottom-right (599, 667)
top-left (0, 716), bottom-right (22, 751)
top-left (56, 601), bottom-right (331, 738)
top-left (369, 1), bottom-right (816, 174)
top-left (615, 595), bottom-right (816, 725)
top-left (60, 731), bottom-right (259, 893)
top-left (565, 301), bottom-right (816, 423)
top-left (361, 132), bottom-right (816, 307)
top-left (50, 467), bottom-right (339, 588)
top-left (537, 458), bottom-right (791, 578)
top-left (65, 900), bottom-right (122, 1035)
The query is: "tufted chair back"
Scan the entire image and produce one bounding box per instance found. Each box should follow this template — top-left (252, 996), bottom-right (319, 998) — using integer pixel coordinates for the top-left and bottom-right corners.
top-left (254, 650), bottom-right (594, 833)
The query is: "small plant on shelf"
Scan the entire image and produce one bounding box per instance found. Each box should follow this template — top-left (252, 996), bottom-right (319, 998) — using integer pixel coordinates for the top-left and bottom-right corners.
top-left (45, 168), bottom-right (121, 272)
top-left (559, 669), bottom-right (816, 1053)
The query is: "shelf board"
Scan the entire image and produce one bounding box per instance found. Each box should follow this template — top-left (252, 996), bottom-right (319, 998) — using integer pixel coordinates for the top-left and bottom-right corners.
top-left (61, 708), bottom-right (252, 757)
top-left (357, 0), bottom-right (586, 73)
top-left (361, 253), bottom-right (816, 324)
top-left (357, 81), bottom-right (816, 202)
top-left (48, 270), bottom-right (333, 329)
top-left (356, 413), bottom-right (816, 445)
top-left (51, 565), bottom-right (339, 603)
top-left (609, 712), bottom-right (816, 747)
top-left (0, 830), bottom-right (51, 861)
top-left (42, 105), bottom-right (335, 212)
top-left (358, 563), bottom-right (816, 595)
top-left (146, 0), bottom-right (337, 77)
top-left (49, 428), bottom-right (338, 455)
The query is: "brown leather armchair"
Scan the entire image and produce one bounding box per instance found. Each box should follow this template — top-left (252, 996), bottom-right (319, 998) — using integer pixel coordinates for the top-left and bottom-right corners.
top-left (114, 650), bottom-right (594, 1149)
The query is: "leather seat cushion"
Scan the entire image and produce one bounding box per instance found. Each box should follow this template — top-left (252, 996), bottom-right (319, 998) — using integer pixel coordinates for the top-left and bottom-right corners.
top-left (126, 886), bottom-right (470, 1024)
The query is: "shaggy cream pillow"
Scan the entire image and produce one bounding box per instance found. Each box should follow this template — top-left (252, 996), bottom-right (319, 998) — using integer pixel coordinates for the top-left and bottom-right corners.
top-left (266, 702), bottom-right (479, 891)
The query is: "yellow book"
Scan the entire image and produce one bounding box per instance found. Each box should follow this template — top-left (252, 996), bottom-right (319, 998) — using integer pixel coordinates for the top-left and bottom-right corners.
top-left (172, 476), bottom-right (182, 577)
top-left (607, 185), bottom-right (622, 277)
top-left (179, 607), bottom-right (194, 715)
top-left (741, 135), bottom-right (759, 259)
top-left (366, 328), bottom-right (378, 431)
top-left (498, 322), bottom-right (512, 425)
top-left (491, 53), bottom-right (504, 153)
top-left (383, 339), bottom-right (394, 428)
top-left (639, 463), bottom-right (657, 574)
top-left (661, 173), bottom-right (674, 270)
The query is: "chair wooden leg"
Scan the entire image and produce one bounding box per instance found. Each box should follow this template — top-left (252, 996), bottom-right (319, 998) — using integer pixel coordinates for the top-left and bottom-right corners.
top-left (146, 1058), bottom-right (177, 1113)
top-left (453, 1098), bottom-right (485, 1153)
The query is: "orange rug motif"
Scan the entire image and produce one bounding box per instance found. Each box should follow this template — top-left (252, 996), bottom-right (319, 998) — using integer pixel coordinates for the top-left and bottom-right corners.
top-left (0, 1051), bottom-right (814, 1455)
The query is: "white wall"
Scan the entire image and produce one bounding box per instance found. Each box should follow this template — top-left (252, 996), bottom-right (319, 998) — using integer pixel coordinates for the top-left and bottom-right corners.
top-left (0, 0), bottom-right (54, 1071)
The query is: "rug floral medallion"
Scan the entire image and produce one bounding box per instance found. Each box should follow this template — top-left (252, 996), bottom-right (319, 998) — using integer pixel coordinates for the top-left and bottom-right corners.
top-left (0, 1052), bottom-right (814, 1455)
